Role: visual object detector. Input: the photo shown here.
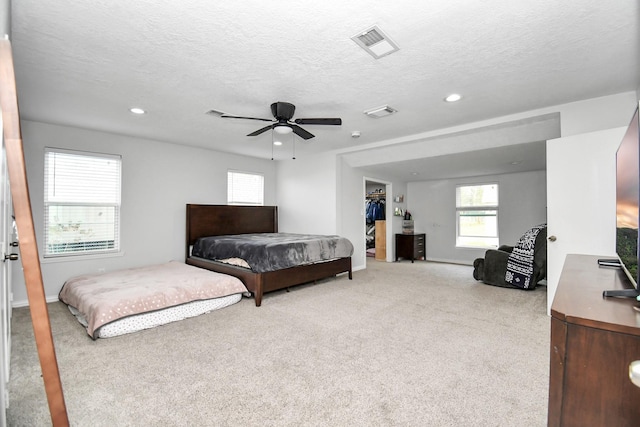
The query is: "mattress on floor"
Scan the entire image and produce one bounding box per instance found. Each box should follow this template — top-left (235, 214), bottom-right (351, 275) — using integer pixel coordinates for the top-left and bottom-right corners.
top-left (59, 261), bottom-right (248, 338)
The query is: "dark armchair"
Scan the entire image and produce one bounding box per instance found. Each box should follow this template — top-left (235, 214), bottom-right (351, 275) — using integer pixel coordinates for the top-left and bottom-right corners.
top-left (473, 225), bottom-right (547, 289)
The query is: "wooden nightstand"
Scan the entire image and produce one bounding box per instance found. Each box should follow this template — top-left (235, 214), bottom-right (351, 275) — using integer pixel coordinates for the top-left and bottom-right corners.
top-left (395, 233), bottom-right (425, 263)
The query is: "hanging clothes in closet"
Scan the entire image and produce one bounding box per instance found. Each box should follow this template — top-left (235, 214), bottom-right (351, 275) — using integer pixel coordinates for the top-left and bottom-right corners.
top-left (365, 192), bottom-right (386, 253)
top-left (365, 196), bottom-right (386, 224)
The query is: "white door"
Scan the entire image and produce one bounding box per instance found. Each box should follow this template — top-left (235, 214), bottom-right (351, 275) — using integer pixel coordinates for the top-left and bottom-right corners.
top-left (546, 127), bottom-right (626, 314)
top-left (0, 118), bottom-right (13, 425)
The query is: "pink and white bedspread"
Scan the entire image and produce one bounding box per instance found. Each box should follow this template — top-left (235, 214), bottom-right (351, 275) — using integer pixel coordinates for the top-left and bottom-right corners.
top-left (59, 261), bottom-right (248, 339)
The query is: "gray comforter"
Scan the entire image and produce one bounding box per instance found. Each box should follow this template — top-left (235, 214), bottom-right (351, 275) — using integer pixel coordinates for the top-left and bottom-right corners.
top-left (191, 233), bottom-right (354, 273)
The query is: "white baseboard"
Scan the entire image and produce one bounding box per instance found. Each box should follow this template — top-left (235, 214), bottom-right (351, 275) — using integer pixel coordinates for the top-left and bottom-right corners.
top-left (424, 257), bottom-right (473, 266)
top-left (12, 295), bottom-right (59, 308)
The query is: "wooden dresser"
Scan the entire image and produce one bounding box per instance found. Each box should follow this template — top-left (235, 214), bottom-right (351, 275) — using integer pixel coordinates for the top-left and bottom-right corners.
top-left (395, 233), bottom-right (425, 262)
top-left (549, 254), bottom-right (640, 426)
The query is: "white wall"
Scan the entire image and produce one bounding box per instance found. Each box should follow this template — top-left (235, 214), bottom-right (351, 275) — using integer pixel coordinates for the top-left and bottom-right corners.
top-left (276, 152), bottom-right (336, 235)
top-left (335, 155), bottom-right (407, 271)
top-left (407, 170), bottom-right (547, 265)
top-left (0, 0), bottom-right (9, 38)
top-left (13, 120), bottom-right (276, 305)
top-left (337, 156), bottom-right (368, 269)
top-left (559, 94), bottom-right (639, 136)
top-left (546, 126), bottom-right (628, 313)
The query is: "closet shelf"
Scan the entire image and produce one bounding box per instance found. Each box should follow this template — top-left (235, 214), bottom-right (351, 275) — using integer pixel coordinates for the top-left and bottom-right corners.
top-left (366, 192), bottom-right (386, 199)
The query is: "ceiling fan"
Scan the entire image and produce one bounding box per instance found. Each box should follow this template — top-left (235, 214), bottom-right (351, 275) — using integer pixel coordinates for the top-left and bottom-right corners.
top-left (217, 101), bottom-right (342, 140)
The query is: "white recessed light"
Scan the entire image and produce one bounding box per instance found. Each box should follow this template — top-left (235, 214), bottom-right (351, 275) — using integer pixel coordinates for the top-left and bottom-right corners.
top-left (129, 107), bottom-right (146, 114)
top-left (273, 141), bottom-right (283, 146)
top-left (444, 94), bottom-right (462, 102)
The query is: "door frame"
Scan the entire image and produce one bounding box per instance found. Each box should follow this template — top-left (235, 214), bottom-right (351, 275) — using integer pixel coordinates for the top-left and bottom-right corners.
top-left (364, 177), bottom-right (393, 265)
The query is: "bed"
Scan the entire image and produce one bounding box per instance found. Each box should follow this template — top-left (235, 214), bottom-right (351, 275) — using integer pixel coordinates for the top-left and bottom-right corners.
top-left (185, 204), bottom-right (353, 306)
top-left (58, 261), bottom-right (248, 339)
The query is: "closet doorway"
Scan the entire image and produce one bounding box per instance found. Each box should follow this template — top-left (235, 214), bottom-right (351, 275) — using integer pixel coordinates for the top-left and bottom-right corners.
top-left (364, 178), bottom-right (392, 265)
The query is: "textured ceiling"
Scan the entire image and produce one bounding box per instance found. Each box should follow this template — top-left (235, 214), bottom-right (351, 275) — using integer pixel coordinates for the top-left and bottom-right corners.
top-left (8, 0), bottom-right (640, 177)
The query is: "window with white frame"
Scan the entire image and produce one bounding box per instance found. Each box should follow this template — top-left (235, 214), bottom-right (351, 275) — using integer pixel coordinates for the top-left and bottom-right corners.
top-left (44, 148), bottom-right (121, 257)
top-left (227, 170), bottom-right (264, 205)
top-left (456, 183), bottom-right (499, 248)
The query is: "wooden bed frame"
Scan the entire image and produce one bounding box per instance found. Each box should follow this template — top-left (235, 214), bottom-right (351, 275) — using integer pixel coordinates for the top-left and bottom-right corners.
top-left (185, 204), bottom-right (352, 306)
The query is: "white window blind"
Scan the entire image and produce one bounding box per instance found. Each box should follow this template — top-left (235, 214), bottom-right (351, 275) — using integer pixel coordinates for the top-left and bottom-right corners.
top-left (227, 171), bottom-right (264, 205)
top-left (455, 183), bottom-right (499, 248)
top-left (44, 148), bottom-right (121, 257)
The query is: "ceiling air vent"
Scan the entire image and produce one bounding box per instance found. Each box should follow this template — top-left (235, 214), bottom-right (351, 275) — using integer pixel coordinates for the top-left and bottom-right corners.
top-left (364, 105), bottom-right (397, 118)
top-left (351, 25), bottom-right (400, 59)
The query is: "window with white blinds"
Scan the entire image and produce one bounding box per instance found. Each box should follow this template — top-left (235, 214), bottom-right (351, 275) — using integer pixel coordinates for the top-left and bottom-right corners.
top-left (44, 148), bottom-right (122, 257)
top-left (455, 183), bottom-right (499, 248)
top-left (227, 170), bottom-right (264, 206)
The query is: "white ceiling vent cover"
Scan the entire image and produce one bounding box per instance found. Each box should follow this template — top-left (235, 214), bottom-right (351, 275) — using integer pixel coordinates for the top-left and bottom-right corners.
top-left (364, 105), bottom-right (397, 118)
top-left (351, 25), bottom-right (400, 59)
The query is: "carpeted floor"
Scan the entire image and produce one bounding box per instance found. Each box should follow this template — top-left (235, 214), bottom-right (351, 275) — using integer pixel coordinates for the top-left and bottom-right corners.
top-left (7, 260), bottom-right (549, 426)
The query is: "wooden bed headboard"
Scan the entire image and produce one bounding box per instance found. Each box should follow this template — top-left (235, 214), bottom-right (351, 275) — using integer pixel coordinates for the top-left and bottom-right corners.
top-left (186, 204), bottom-right (278, 247)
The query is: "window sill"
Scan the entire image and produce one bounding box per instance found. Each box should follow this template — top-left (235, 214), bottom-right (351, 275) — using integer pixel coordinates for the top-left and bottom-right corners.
top-left (456, 245), bottom-right (499, 250)
top-left (41, 251), bottom-right (125, 264)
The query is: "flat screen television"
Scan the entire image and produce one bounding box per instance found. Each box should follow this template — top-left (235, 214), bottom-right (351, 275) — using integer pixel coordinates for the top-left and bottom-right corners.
top-left (601, 105), bottom-right (640, 298)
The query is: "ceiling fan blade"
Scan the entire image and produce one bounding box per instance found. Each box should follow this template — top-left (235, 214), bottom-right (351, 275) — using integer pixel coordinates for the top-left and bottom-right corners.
top-left (247, 124), bottom-right (274, 136)
top-left (291, 124), bottom-right (315, 140)
top-left (294, 118), bottom-right (342, 126)
top-left (221, 114), bottom-right (274, 122)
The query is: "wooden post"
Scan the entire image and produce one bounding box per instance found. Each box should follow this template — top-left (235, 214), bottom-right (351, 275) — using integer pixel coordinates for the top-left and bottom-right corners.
top-left (0, 39), bottom-right (69, 426)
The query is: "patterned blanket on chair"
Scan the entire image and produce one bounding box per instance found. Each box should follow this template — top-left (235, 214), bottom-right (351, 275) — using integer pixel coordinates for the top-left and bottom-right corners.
top-left (505, 224), bottom-right (546, 289)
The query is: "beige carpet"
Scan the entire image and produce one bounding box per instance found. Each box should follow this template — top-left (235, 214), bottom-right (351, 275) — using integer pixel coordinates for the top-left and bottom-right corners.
top-left (7, 260), bottom-right (549, 426)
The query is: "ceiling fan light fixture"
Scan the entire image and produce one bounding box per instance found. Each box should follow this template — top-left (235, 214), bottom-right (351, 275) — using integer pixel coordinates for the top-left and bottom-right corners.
top-left (216, 101), bottom-right (340, 141)
top-left (274, 124), bottom-right (293, 135)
